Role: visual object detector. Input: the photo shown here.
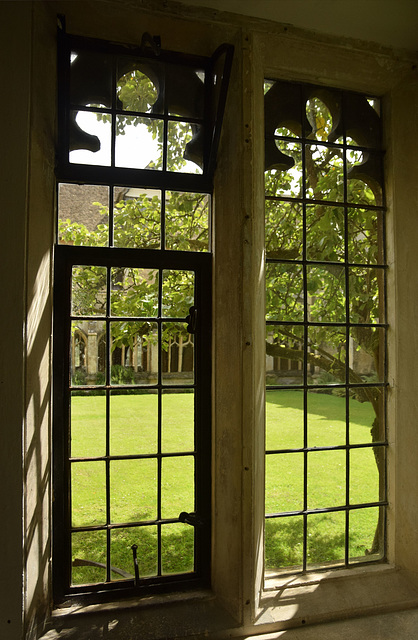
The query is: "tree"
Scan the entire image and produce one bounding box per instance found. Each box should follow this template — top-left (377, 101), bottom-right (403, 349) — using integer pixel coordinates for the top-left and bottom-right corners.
top-left (60, 66), bottom-right (210, 381)
top-left (60, 189), bottom-right (208, 381)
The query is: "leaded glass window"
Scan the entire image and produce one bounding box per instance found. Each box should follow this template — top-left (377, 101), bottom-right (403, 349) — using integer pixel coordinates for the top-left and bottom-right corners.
top-left (264, 81), bottom-right (387, 575)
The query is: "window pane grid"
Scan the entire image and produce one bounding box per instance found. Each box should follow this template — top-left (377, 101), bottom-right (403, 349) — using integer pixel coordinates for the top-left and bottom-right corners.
top-left (58, 184), bottom-right (211, 253)
top-left (54, 30), bottom-right (231, 602)
top-left (66, 49), bottom-right (205, 176)
top-left (264, 80), bottom-right (387, 576)
top-left (62, 256), bottom-right (208, 591)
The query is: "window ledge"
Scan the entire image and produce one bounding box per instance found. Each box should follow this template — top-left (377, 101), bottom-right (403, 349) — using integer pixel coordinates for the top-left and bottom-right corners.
top-left (256, 565), bottom-right (418, 633)
top-left (40, 566), bottom-right (418, 639)
top-left (41, 589), bottom-right (241, 639)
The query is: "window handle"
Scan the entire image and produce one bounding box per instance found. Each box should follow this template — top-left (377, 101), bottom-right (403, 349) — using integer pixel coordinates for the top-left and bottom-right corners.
top-left (179, 511), bottom-right (203, 527)
top-left (185, 306), bottom-right (197, 334)
top-left (131, 544), bottom-right (140, 586)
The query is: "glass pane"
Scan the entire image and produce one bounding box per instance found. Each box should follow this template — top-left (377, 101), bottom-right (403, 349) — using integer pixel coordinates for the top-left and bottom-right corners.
top-left (161, 456), bottom-right (194, 519)
top-left (265, 453), bottom-right (304, 513)
top-left (167, 121), bottom-right (203, 174)
top-left (307, 326), bottom-right (346, 385)
top-left (71, 266), bottom-right (107, 316)
top-left (110, 459), bottom-right (157, 523)
top-left (111, 526), bottom-right (158, 581)
top-left (116, 62), bottom-right (160, 113)
top-left (165, 191), bottom-right (209, 251)
top-left (161, 522), bottom-right (194, 575)
top-left (58, 183), bottom-right (109, 246)
top-left (162, 270), bottom-right (194, 318)
top-left (266, 324), bottom-right (304, 386)
top-left (110, 321), bottom-right (158, 385)
top-left (113, 188), bottom-right (161, 249)
top-left (71, 321), bottom-right (106, 385)
top-left (306, 143), bottom-right (344, 201)
top-left (347, 209), bottom-right (383, 265)
top-left (264, 80), bottom-right (275, 95)
top-left (162, 323), bottom-right (194, 386)
top-left (349, 327), bottom-right (385, 381)
top-left (349, 267), bottom-right (385, 323)
top-left (350, 446), bottom-right (382, 505)
top-left (72, 530), bottom-right (107, 585)
top-left (306, 511), bottom-right (345, 569)
top-left (111, 268), bottom-right (159, 317)
top-left (70, 110), bottom-right (111, 166)
top-left (265, 141), bottom-right (302, 197)
top-left (110, 391), bottom-right (158, 456)
top-left (265, 200), bottom-right (303, 260)
top-left (71, 461), bottom-right (106, 527)
top-left (162, 391), bottom-right (194, 453)
top-left (305, 96), bottom-right (335, 142)
top-left (349, 387), bottom-right (385, 445)
top-left (70, 50), bottom-right (113, 108)
top-left (347, 150), bottom-right (383, 206)
top-left (306, 205), bottom-right (345, 262)
top-left (265, 516), bottom-right (303, 572)
top-left (266, 389), bottom-right (304, 451)
top-left (115, 116), bottom-right (163, 170)
top-left (71, 390), bottom-right (106, 458)
top-left (307, 450), bottom-right (345, 509)
top-left (349, 507), bottom-right (383, 563)
top-left (265, 263), bottom-right (304, 322)
top-left (307, 390), bottom-right (346, 448)
top-left (306, 265), bottom-right (346, 323)
top-left (274, 126), bottom-right (298, 138)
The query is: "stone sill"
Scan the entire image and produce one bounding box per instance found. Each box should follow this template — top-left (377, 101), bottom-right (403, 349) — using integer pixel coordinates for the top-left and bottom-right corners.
top-left (256, 564), bottom-right (418, 633)
top-left (42, 589), bottom-right (240, 639)
top-left (41, 566), bottom-right (418, 639)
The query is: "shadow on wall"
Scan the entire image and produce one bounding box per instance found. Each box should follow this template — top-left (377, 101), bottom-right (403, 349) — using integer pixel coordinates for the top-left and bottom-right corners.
top-left (24, 252), bottom-right (52, 639)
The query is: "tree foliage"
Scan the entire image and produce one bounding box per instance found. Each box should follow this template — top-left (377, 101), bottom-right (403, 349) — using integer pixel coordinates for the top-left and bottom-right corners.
top-left (265, 97), bottom-right (384, 413)
top-left (64, 73), bottom-right (385, 554)
top-left (61, 67), bottom-right (210, 360)
top-left (64, 80), bottom-right (384, 407)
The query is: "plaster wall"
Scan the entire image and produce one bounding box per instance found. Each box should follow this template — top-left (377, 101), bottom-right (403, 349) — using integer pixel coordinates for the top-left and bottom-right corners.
top-left (0, 4), bottom-right (32, 639)
top-left (23, 3), bottom-right (56, 638)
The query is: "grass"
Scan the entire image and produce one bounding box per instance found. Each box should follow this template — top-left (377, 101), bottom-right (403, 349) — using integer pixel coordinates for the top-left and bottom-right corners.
top-left (70, 393), bottom-right (195, 584)
top-left (70, 390), bottom-right (381, 584)
top-left (265, 389), bottom-right (381, 571)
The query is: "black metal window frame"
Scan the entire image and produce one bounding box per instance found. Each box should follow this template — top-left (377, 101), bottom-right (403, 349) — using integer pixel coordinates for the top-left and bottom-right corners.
top-left (56, 22), bottom-right (233, 192)
top-left (52, 24), bottom-right (232, 604)
top-left (53, 246), bottom-right (212, 603)
top-left (264, 79), bottom-right (388, 575)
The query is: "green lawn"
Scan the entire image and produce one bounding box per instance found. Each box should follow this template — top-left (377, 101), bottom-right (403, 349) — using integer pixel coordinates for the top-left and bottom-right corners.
top-left (70, 392), bottom-right (195, 584)
top-left (265, 389), bottom-right (381, 571)
top-left (70, 390), bottom-right (381, 584)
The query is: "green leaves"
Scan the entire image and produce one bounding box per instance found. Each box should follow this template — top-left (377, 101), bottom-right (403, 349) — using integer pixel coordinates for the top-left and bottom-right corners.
top-left (117, 69), bottom-right (158, 115)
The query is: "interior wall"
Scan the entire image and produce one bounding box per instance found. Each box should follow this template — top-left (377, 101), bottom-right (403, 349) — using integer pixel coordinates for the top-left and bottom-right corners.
top-left (0, 4), bottom-right (32, 639)
top-left (23, 3), bottom-right (56, 639)
top-left (0, 3), bottom-right (57, 639)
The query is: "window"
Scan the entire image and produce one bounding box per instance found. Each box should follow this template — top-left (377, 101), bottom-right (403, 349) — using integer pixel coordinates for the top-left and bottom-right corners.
top-left (53, 27), bottom-right (232, 603)
top-left (264, 80), bottom-right (387, 575)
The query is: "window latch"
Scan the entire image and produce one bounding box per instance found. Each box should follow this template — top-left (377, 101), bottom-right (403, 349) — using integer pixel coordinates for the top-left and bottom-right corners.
top-left (131, 543), bottom-right (140, 586)
top-left (179, 511), bottom-right (203, 527)
top-left (185, 306), bottom-right (198, 334)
